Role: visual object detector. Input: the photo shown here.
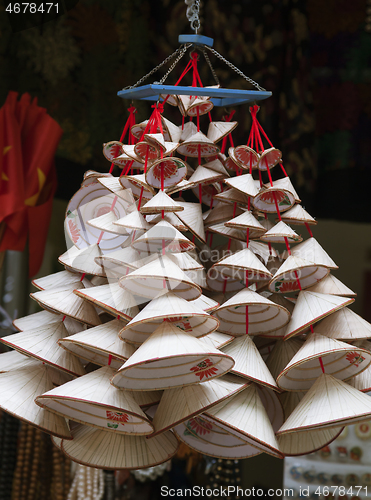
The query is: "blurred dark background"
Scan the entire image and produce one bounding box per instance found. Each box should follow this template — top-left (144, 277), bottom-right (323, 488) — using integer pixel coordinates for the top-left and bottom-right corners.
top-left (1, 0), bottom-right (371, 221)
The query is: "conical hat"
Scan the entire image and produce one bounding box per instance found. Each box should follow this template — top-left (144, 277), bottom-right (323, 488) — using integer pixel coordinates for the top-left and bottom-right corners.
top-left (212, 248), bottom-right (272, 282)
top-left (190, 294), bottom-right (219, 313)
top-left (168, 252), bottom-right (204, 271)
top-left (277, 373), bottom-right (371, 434)
top-left (213, 188), bottom-right (249, 207)
top-left (305, 274), bottom-right (356, 297)
top-left (36, 366), bottom-right (153, 435)
top-left (213, 288), bottom-right (291, 336)
top-left (176, 132), bottom-right (219, 157)
top-left (188, 165), bottom-right (224, 186)
top-left (121, 144), bottom-right (145, 163)
top-left (271, 177), bottom-right (300, 201)
top-left (249, 240), bottom-right (278, 263)
top-left (203, 158), bottom-right (229, 177)
top-left (291, 237), bottom-right (338, 269)
top-left (31, 283), bottom-right (101, 327)
top-left (135, 137), bottom-right (163, 162)
top-left (258, 385), bottom-right (284, 431)
top-left (119, 174), bottom-right (155, 200)
top-left (173, 417), bottom-right (261, 459)
top-left (145, 157), bottom-right (188, 189)
top-left (114, 210), bottom-right (151, 231)
top-left (179, 121), bottom-right (197, 141)
top-left (253, 177), bottom-right (299, 213)
top-left (224, 211), bottom-right (266, 237)
top-left (140, 191), bottom-right (184, 214)
top-left (32, 270), bottom-right (81, 291)
top-left (277, 333), bottom-right (371, 391)
top-left (162, 116), bottom-right (182, 142)
top-left (0, 364), bottom-right (72, 439)
top-left (148, 211), bottom-right (187, 231)
top-left (204, 204), bottom-right (243, 227)
top-left (96, 246), bottom-right (143, 277)
top-left (58, 319), bottom-right (135, 370)
top-left (177, 94), bottom-right (195, 115)
top-left (348, 341), bottom-right (371, 392)
top-left (207, 121), bottom-right (238, 143)
top-left (59, 244), bottom-right (105, 277)
top-left (102, 142), bottom-right (124, 162)
top-left (220, 336), bottom-right (278, 391)
top-left (74, 283), bottom-right (139, 321)
top-left (268, 255), bottom-right (329, 294)
top-left (174, 201), bottom-right (206, 243)
top-left (151, 374), bottom-right (249, 436)
top-left (225, 174), bottom-right (259, 198)
top-left (206, 273), bottom-right (245, 294)
top-left (229, 146), bottom-right (259, 170)
top-left (257, 148), bottom-right (282, 171)
top-left (131, 220), bottom-right (196, 253)
top-left (187, 97), bottom-right (214, 117)
top-left (119, 292), bottom-right (219, 344)
top-left (202, 331), bottom-right (234, 348)
top-left (204, 385), bottom-right (282, 458)
top-left (166, 178), bottom-right (195, 196)
top-left (61, 424), bottom-right (178, 469)
top-left (0, 321), bottom-right (85, 376)
top-left (98, 177), bottom-right (141, 200)
top-left (143, 132), bottom-right (166, 151)
top-left (260, 221), bottom-right (302, 243)
top-left (111, 323), bottom-right (234, 391)
top-left (132, 390), bottom-right (163, 408)
top-left (181, 267), bottom-right (206, 288)
top-left (314, 307), bottom-right (371, 340)
top-left (277, 427), bottom-right (342, 457)
top-left (208, 223), bottom-right (246, 242)
top-left (0, 350), bottom-right (35, 372)
top-left (283, 291), bottom-right (354, 340)
top-left (13, 310), bottom-right (61, 331)
top-left (265, 338), bottom-right (304, 380)
top-left (280, 204), bottom-right (317, 225)
top-left (87, 211), bottom-right (129, 235)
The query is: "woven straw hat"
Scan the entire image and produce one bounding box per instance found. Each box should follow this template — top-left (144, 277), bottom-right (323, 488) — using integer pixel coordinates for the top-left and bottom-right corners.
top-left (220, 335), bottom-right (279, 391)
top-left (202, 158), bottom-right (229, 177)
top-left (206, 273), bottom-right (245, 294)
top-left (202, 331), bottom-right (234, 348)
top-left (265, 338), bottom-right (304, 381)
top-left (268, 255), bottom-right (330, 294)
top-left (119, 292), bottom-right (219, 343)
top-left (213, 288), bottom-right (291, 336)
top-left (179, 121), bottom-right (197, 141)
top-left (291, 237), bottom-right (338, 269)
top-left (174, 201), bottom-right (206, 243)
top-left (58, 319), bottom-right (135, 369)
top-left (0, 321), bottom-right (85, 377)
top-left (95, 246), bottom-right (143, 278)
top-left (119, 174), bottom-right (155, 200)
top-left (249, 240), bottom-right (278, 263)
top-left (190, 294), bottom-right (219, 313)
top-left (208, 223), bottom-right (246, 242)
top-left (102, 141), bottom-right (123, 162)
top-left (204, 385), bottom-right (282, 458)
top-left (173, 417), bottom-right (262, 459)
top-left (277, 427), bottom-right (342, 457)
top-left (283, 291), bottom-right (354, 340)
top-left (279, 204), bottom-right (317, 226)
top-left (168, 252), bottom-right (203, 271)
top-left (253, 178), bottom-right (298, 213)
top-left (140, 191), bottom-right (184, 214)
top-left (119, 254), bottom-right (201, 300)
top-left (111, 322), bottom-right (234, 391)
top-left (148, 211), bottom-right (187, 231)
top-left (13, 310), bottom-right (61, 331)
top-left (257, 148), bottom-right (282, 171)
top-left (0, 350), bottom-right (35, 372)
top-left (277, 373), bottom-right (371, 435)
top-left (211, 248), bottom-right (272, 283)
top-left (31, 283), bottom-right (101, 327)
top-left (0, 364), bottom-right (72, 439)
top-left (260, 221), bottom-right (302, 243)
top-left (145, 157), bottom-right (188, 189)
top-left (32, 270), bottom-right (81, 291)
top-left (225, 174), bottom-right (260, 199)
top-left (36, 366), bottom-right (154, 435)
top-left (305, 274), bottom-right (356, 297)
top-left (62, 424), bottom-right (178, 469)
top-left (176, 132), bottom-right (220, 158)
top-left (213, 188), bottom-right (249, 207)
top-left (134, 139), bottom-right (161, 162)
top-left (276, 333), bottom-right (371, 391)
top-left (187, 97), bottom-right (214, 117)
top-left (229, 146), bottom-right (259, 170)
top-left (151, 374), bottom-right (249, 436)
top-left (131, 220), bottom-right (195, 253)
top-left (224, 211), bottom-right (266, 236)
top-left (204, 204), bottom-right (243, 227)
top-left (74, 283), bottom-right (139, 321)
top-left (59, 244), bottom-right (106, 277)
top-left (188, 165), bottom-right (225, 186)
top-left (314, 307), bottom-right (371, 340)
top-left (114, 210), bottom-right (151, 231)
top-left (87, 211), bottom-right (129, 236)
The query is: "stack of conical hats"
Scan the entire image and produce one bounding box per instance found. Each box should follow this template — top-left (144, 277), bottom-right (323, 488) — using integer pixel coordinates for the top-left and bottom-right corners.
top-left (2, 94), bottom-right (371, 471)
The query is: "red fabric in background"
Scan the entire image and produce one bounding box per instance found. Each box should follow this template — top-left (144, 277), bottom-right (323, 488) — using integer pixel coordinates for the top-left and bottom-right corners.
top-left (0, 91), bottom-right (63, 277)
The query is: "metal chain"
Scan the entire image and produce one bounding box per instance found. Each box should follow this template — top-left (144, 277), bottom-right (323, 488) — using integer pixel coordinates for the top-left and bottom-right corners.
top-left (123, 44), bottom-right (191, 90)
top-left (201, 48), bottom-right (220, 85)
top-left (204, 45), bottom-right (266, 91)
top-left (158, 43), bottom-right (193, 84)
top-left (185, 0), bottom-right (201, 33)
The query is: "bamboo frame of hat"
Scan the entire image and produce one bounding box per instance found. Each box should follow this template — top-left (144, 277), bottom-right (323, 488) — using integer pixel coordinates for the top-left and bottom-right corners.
top-left (2, 50), bottom-right (371, 470)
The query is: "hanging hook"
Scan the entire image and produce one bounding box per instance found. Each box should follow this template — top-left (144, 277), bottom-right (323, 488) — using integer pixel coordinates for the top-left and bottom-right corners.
top-left (185, 0), bottom-right (201, 34)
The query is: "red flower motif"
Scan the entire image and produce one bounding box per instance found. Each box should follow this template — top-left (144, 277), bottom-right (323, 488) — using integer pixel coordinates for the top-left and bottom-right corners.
top-left (346, 352), bottom-right (365, 368)
top-left (186, 417), bottom-right (213, 436)
top-left (260, 191), bottom-right (286, 204)
top-left (106, 411), bottom-right (129, 423)
top-left (152, 160), bottom-right (178, 181)
top-left (190, 358), bottom-right (218, 380)
top-left (275, 280), bottom-right (298, 293)
top-left (68, 219), bottom-right (80, 244)
top-left (109, 143), bottom-right (123, 160)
